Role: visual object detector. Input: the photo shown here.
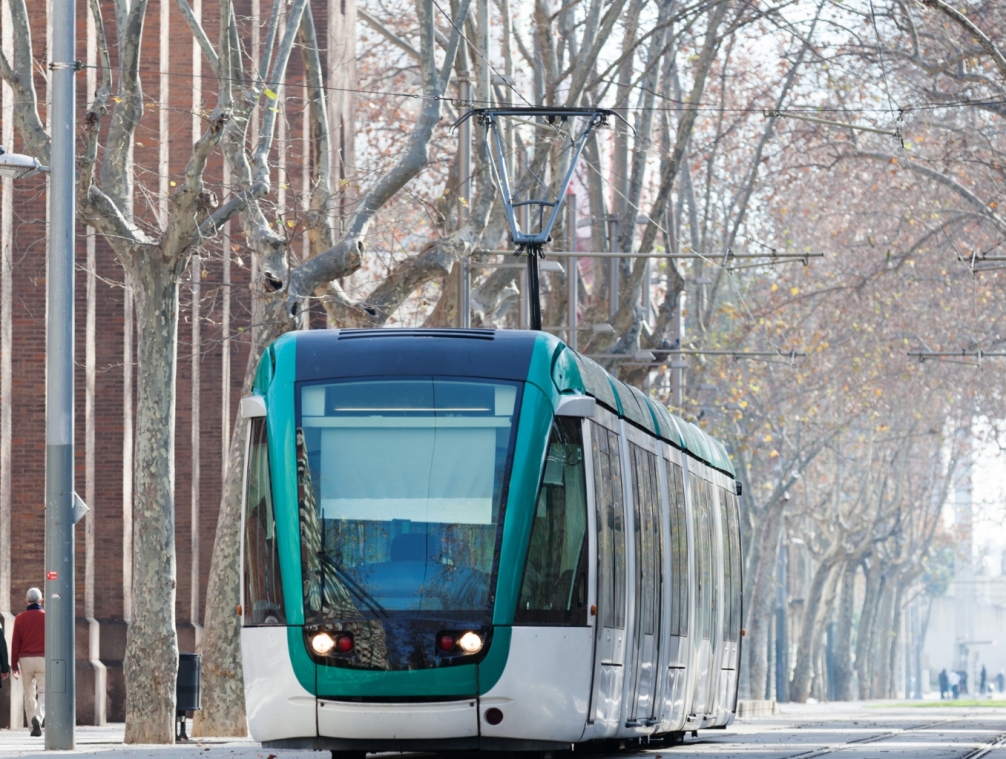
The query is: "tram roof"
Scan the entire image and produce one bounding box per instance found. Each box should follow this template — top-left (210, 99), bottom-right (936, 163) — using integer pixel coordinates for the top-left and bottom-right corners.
top-left (273, 327), bottom-right (735, 478)
top-left (549, 337), bottom-right (736, 478)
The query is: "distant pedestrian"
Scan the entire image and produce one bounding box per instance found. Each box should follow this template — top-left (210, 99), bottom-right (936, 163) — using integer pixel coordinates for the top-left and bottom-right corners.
top-left (949, 669), bottom-right (960, 699)
top-left (0, 618), bottom-right (8, 686)
top-left (997, 670), bottom-right (1005, 694)
top-left (939, 669), bottom-right (950, 699)
top-left (981, 665), bottom-right (988, 695)
top-left (960, 670), bottom-right (969, 696)
top-left (11, 588), bottom-right (45, 736)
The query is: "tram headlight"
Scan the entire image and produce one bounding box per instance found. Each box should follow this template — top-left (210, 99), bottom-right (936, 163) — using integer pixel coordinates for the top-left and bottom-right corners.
top-left (311, 632), bottom-right (335, 655)
top-left (458, 631), bottom-right (483, 654)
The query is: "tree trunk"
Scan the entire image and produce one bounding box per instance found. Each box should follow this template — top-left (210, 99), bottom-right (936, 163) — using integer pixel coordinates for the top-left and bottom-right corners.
top-left (875, 580), bottom-right (900, 698)
top-left (855, 558), bottom-right (882, 699)
top-left (789, 559), bottom-right (835, 702)
top-left (889, 583), bottom-right (906, 698)
top-left (832, 562), bottom-right (857, 700)
top-left (123, 252), bottom-right (183, 744)
top-left (744, 505), bottom-right (783, 699)
top-left (192, 297), bottom-right (289, 737)
top-left (189, 387), bottom-right (252, 737)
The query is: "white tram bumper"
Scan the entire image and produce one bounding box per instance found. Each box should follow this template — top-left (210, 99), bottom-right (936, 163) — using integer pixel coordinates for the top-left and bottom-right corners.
top-left (318, 699), bottom-right (479, 740)
top-left (479, 626), bottom-right (594, 743)
top-left (242, 626), bottom-right (316, 743)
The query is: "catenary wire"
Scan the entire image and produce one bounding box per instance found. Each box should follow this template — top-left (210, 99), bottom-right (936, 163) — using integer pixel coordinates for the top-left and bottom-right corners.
top-left (73, 63), bottom-right (1006, 116)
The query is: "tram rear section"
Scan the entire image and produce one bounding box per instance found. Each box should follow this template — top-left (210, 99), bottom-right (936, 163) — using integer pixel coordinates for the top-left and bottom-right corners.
top-left (239, 329), bottom-right (743, 752)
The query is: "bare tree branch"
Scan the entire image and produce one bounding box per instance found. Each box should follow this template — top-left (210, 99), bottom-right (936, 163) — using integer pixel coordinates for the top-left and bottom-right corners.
top-left (920, 0), bottom-right (1006, 82)
top-left (359, 9), bottom-right (421, 61)
top-left (173, 0), bottom-right (220, 72)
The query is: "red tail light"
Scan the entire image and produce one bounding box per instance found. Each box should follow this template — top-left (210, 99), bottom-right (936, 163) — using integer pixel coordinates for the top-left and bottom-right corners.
top-left (335, 633), bottom-right (354, 653)
top-left (437, 633), bottom-right (456, 652)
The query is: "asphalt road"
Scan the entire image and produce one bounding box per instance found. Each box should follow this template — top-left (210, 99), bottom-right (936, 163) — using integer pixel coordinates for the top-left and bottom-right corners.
top-left (0, 701), bottom-right (1002, 758)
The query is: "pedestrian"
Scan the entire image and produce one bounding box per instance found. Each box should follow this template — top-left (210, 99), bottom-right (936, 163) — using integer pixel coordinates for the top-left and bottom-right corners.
top-left (960, 670), bottom-right (969, 696)
top-left (0, 617), bottom-right (8, 686)
top-left (939, 669), bottom-right (949, 700)
top-left (11, 588), bottom-right (45, 736)
top-left (997, 670), bottom-right (1005, 694)
top-left (981, 665), bottom-right (988, 695)
top-left (949, 669), bottom-right (960, 699)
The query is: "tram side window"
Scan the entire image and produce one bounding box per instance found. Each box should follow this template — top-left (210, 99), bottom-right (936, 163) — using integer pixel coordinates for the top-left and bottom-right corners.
top-left (691, 476), bottom-right (713, 641)
top-left (591, 422), bottom-right (626, 629)
top-left (719, 488), bottom-right (734, 643)
top-left (727, 492), bottom-right (742, 641)
top-left (516, 417), bottom-right (589, 625)
top-left (630, 445), bottom-right (661, 636)
top-left (703, 481), bottom-right (717, 640)
top-left (244, 417), bottom-right (285, 625)
top-left (666, 461), bottom-right (688, 637)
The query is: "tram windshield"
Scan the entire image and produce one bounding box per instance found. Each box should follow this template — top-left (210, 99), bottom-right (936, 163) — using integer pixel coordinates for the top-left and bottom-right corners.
top-left (296, 378), bottom-right (520, 623)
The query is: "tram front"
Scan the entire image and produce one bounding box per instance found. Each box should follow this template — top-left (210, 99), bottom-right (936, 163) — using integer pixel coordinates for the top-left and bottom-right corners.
top-left (240, 329), bottom-right (588, 751)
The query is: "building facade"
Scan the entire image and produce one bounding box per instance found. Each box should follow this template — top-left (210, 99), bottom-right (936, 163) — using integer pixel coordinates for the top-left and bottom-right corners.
top-left (0, 0), bottom-right (355, 725)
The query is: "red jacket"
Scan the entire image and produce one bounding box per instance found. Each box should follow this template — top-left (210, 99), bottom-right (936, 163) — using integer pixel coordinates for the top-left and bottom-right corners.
top-left (11, 606), bottom-right (44, 669)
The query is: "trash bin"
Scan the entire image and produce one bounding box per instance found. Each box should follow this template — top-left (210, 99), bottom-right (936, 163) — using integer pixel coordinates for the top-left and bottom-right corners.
top-left (176, 653), bottom-right (202, 740)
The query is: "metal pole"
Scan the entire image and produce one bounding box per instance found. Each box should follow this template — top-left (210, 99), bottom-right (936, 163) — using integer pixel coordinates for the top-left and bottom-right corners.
top-left (519, 201), bottom-right (529, 329)
top-left (642, 259), bottom-right (651, 323)
top-left (478, 0), bottom-right (490, 102)
top-left (607, 218), bottom-right (619, 317)
top-left (672, 291), bottom-right (684, 407)
top-left (457, 76), bottom-right (472, 328)
top-left (566, 192), bottom-right (577, 350)
top-left (527, 253), bottom-right (541, 331)
top-left (46, 0), bottom-right (76, 747)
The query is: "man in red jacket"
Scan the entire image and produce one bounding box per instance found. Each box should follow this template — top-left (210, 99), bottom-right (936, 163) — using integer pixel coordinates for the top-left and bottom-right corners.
top-left (11, 588), bottom-right (44, 737)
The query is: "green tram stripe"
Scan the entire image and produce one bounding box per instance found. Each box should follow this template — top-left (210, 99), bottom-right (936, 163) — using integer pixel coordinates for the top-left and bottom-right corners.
top-left (266, 332), bottom-right (563, 696)
top-left (256, 330), bottom-right (734, 698)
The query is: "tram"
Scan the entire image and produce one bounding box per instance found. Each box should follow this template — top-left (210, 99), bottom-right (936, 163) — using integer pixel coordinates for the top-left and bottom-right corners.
top-left (239, 328), bottom-right (742, 752)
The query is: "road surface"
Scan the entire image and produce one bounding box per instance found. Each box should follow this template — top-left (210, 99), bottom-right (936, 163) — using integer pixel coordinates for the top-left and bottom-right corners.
top-left (0, 701), bottom-right (1002, 758)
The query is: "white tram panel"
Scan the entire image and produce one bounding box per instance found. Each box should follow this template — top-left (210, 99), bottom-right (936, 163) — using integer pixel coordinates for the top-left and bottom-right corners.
top-left (582, 404), bottom-right (628, 741)
top-left (317, 699), bottom-right (478, 740)
top-left (703, 469), bottom-right (728, 727)
top-left (711, 469), bottom-right (741, 727)
top-left (480, 404), bottom-right (598, 745)
top-left (650, 438), bottom-right (675, 736)
top-left (656, 444), bottom-right (694, 734)
top-left (683, 457), bottom-right (717, 727)
top-left (479, 627), bottom-right (594, 742)
top-left (619, 421), bottom-right (664, 735)
top-left (241, 626), bottom-right (317, 743)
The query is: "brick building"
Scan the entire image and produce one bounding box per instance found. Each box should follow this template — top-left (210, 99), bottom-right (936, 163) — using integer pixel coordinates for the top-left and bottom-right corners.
top-left (0, 0), bottom-right (355, 725)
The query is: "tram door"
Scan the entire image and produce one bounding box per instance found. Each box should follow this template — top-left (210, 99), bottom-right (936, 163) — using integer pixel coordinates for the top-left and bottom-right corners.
top-left (587, 417), bottom-right (628, 728)
top-left (627, 440), bottom-right (662, 723)
top-left (689, 468), bottom-right (717, 717)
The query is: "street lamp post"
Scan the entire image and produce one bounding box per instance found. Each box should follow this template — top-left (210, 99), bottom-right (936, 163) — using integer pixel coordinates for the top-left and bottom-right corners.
top-left (46, 0), bottom-right (76, 748)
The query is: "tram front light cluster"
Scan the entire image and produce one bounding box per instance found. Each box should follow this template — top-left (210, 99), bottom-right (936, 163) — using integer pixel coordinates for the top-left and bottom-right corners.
top-left (437, 630), bottom-right (483, 655)
top-left (310, 631), bottom-right (354, 656)
top-left (458, 631), bottom-right (483, 654)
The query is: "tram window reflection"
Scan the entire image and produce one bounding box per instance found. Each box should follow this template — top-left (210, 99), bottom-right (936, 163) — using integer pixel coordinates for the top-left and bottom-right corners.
top-left (244, 417), bottom-right (285, 625)
top-left (720, 488), bottom-right (733, 643)
top-left (590, 423), bottom-right (627, 630)
top-left (295, 378), bottom-right (520, 622)
top-left (666, 460), bottom-right (688, 638)
top-left (515, 417), bottom-right (588, 625)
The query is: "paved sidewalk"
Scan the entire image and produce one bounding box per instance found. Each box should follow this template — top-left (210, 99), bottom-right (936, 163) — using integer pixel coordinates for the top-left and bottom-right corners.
top-left (0, 702), bottom-right (1003, 758)
top-left (0, 724), bottom-right (297, 758)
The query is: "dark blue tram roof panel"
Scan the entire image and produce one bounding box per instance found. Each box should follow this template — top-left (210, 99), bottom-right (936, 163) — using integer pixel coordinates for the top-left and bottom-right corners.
top-left (293, 328), bottom-right (538, 382)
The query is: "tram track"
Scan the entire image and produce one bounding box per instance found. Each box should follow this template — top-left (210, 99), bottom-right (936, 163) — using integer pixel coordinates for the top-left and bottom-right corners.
top-left (959, 732), bottom-right (1006, 759)
top-left (778, 717), bottom-right (1003, 759)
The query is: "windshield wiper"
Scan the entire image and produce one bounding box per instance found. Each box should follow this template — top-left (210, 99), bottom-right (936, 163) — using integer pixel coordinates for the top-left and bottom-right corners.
top-left (319, 553), bottom-right (389, 619)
